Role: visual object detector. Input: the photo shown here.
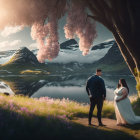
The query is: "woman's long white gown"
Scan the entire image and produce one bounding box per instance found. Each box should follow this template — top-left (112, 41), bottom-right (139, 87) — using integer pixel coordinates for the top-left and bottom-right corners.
top-left (114, 87), bottom-right (140, 124)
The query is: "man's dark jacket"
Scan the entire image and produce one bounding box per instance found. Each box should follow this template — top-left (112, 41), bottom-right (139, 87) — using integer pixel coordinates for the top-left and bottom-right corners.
top-left (86, 75), bottom-right (106, 98)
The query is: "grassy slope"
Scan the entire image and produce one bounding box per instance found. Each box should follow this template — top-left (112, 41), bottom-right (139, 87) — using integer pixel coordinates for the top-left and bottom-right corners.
top-left (0, 94), bottom-right (140, 140)
top-left (0, 63), bottom-right (49, 74)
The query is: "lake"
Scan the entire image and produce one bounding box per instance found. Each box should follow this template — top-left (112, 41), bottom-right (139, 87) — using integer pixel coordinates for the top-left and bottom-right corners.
top-left (0, 74), bottom-right (136, 103)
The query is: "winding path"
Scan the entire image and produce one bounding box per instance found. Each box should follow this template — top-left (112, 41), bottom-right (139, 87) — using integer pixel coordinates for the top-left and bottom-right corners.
top-left (72, 117), bottom-right (140, 140)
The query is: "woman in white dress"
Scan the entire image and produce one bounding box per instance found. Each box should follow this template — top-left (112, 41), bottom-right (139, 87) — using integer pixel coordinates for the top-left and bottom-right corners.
top-left (114, 79), bottom-right (140, 125)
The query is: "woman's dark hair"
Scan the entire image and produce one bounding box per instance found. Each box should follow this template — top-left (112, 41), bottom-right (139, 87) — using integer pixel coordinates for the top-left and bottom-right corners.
top-left (119, 79), bottom-right (129, 93)
top-left (117, 83), bottom-right (121, 89)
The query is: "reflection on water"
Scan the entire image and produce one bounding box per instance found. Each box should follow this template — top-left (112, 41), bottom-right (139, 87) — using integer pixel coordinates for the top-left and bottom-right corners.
top-left (31, 86), bottom-right (115, 103)
top-left (0, 77), bottom-right (47, 96)
top-left (0, 74), bottom-right (137, 103)
top-left (102, 75), bottom-right (136, 94)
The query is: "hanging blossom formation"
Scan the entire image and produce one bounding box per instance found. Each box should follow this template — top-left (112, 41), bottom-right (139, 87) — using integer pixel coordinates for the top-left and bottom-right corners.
top-left (31, 14), bottom-right (60, 62)
top-left (0, 0), bottom-right (97, 63)
top-left (30, 0), bottom-right (67, 62)
top-left (31, 0), bottom-right (66, 62)
top-left (64, 0), bottom-right (97, 56)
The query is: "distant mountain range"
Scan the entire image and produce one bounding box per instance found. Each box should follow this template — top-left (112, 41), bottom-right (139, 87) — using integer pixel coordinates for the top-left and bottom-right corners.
top-left (97, 42), bottom-right (124, 64)
top-left (60, 39), bottom-right (78, 50)
top-left (0, 39), bottom-right (131, 75)
top-left (93, 42), bottom-right (130, 74)
top-left (91, 40), bottom-right (115, 50)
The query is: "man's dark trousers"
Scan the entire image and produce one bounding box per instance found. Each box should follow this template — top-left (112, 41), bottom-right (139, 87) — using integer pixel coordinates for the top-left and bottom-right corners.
top-left (89, 97), bottom-right (104, 124)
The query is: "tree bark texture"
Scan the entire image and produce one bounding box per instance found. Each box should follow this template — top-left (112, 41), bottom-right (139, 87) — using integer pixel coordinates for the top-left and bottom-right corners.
top-left (87, 0), bottom-right (140, 96)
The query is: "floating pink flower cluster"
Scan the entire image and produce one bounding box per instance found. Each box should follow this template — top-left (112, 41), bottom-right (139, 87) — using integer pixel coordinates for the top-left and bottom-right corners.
top-left (31, 16), bottom-right (60, 62)
top-left (64, 0), bottom-right (97, 56)
top-left (30, 0), bottom-right (66, 62)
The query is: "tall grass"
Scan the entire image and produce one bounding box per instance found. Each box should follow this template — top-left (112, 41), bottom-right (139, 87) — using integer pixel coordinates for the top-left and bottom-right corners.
top-left (0, 94), bottom-right (139, 120)
top-left (0, 94), bottom-right (115, 119)
top-left (0, 94), bottom-right (139, 140)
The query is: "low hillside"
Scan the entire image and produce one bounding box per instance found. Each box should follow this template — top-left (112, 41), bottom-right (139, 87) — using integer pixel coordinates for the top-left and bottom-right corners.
top-left (2, 47), bottom-right (40, 66)
top-left (0, 47), bottom-right (48, 74)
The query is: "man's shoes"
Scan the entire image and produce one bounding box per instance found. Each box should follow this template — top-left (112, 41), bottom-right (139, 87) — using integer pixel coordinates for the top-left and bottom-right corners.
top-left (116, 123), bottom-right (127, 126)
top-left (98, 122), bottom-right (106, 126)
top-left (88, 122), bottom-right (92, 125)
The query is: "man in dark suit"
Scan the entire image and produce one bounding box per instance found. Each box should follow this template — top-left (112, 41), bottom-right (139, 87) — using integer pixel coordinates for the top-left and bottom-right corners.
top-left (86, 69), bottom-right (106, 126)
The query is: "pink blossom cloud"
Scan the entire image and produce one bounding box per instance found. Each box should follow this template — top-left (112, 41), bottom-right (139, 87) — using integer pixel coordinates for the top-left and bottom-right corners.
top-left (0, 0), bottom-right (97, 62)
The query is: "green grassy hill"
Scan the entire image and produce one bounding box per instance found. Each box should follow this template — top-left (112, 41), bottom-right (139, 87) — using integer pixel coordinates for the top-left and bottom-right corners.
top-left (0, 47), bottom-right (49, 75)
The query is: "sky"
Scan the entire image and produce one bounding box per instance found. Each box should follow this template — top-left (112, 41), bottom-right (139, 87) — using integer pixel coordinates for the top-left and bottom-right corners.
top-left (0, 15), bottom-right (113, 51)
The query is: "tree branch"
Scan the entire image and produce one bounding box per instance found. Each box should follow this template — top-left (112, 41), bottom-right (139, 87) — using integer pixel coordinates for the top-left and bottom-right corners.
top-left (112, 29), bottom-right (136, 76)
top-left (87, 14), bottom-right (113, 32)
top-left (87, 0), bottom-right (103, 17)
top-left (87, 0), bottom-right (114, 31)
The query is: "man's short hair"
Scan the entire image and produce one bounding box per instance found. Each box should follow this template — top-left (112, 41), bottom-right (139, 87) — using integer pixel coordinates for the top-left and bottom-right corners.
top-left (96, 69), bottom-right (102, 73)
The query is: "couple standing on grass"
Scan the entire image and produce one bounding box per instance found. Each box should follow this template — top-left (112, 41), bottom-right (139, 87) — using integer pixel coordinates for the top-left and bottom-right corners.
top-left (86, 69), bottom-right (140, 126)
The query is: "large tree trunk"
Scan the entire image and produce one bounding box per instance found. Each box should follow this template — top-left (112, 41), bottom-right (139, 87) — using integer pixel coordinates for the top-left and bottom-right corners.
top-left (111, 0), bottom-right (140, 96)
top-left (113, 29), bottom-right (140, 97)
top-left (112, 30), bottom-right (136, 76)
top-left (87, 0), bottom-right (140, 96)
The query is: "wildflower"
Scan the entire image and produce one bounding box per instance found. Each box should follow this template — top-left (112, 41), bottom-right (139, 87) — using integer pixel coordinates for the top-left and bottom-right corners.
top-left (9, 103), bottom-right (14, 110)
top-left (57, 115), bottom-right (68, 121)
top-left (39, 97), bottom-right (50, 102)
top-left (0, 96), bottom-right (3, 100)
top-left (47, 99), bottom-right (54, 105)
top-left (20, 107), bottom-right (29, 115)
